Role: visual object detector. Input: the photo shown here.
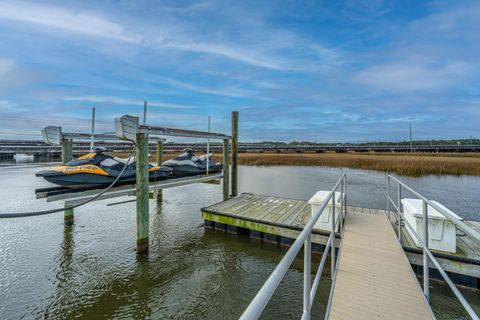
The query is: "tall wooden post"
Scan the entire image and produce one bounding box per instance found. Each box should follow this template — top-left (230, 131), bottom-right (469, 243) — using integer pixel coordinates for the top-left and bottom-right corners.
top-left (61, 138), bottom-right (73, 164)
top-left (231, 111), bottom-right (238, 197)
top-left (156, 141), bottom-right (163, 166)
top-left (156, 140), bottom-right (163, 202)
top-left (136, 132), bottom-right (150, 254)
top-left (222, 138), bottom-right (230, 201)
top-left (61, 138), bottom-right (74, 225)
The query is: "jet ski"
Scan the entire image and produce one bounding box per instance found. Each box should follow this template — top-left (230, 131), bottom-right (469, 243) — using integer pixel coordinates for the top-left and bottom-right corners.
top-left (162, 148), bottom-right (223, 177)
top-left (36, 148), bottom-right (173, 188)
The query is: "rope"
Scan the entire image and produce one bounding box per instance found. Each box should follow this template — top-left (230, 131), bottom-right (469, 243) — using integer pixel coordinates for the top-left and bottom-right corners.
top-left (0, 146), bottom-right (136, 218)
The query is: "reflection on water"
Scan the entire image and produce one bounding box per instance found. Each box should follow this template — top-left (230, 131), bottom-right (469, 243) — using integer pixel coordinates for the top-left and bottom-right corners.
top-left (0, 164), bottom-right (478, 319)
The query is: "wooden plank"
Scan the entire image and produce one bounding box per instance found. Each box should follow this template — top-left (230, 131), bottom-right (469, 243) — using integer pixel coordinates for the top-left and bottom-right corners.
top-left (329, 213), bottom-right (434, 320)
top-left (236, 196), bottom-right (284, 220)
top-left (279, 202), bottom-right (310, 226)
top-left (271, 199), bottom-right (305, 224)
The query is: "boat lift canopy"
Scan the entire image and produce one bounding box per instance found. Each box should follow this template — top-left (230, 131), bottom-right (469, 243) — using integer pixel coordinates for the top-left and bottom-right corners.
top-left (115, 114), bottom-right (231, 141)
top-left (41, 125), bottom-right (165, 145)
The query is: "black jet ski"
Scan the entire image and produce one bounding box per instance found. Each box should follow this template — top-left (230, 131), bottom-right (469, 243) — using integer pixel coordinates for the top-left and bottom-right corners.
top-left (162, 148), bottom-right (223, 177)
top-left (36, 148), bottom-right (173, 188)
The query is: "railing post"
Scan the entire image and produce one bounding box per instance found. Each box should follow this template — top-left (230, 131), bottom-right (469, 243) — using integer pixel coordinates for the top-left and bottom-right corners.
top-left (339, 180), bottom-right (344, 233)
top-left (397, 184), bottom-right (402, 242)
top-left (222, 139), bottom-right (230, 201)
top-left (331, 193), bottom-right (336, 279)
top-left (343, 175), bottom-right (347, 218)
top-left (136, 132), bottom-right (149, 254)
top-left (422, 200), bottom-right (430, 301)
top-left (386, 175), bottom-right (390, 221)
top-left (303, 234), bottom-right (311, 320)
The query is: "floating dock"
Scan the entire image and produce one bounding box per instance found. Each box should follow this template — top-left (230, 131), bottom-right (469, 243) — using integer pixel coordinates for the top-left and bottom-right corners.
top-left (202, 193), bottom-right (480, 288)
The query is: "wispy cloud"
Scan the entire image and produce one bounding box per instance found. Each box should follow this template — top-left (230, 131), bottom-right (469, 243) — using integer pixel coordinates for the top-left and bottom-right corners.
top-left (0, 2), bottom-right (140, 42)
top-left (158, 76), bottom-right (251, 97)
top-left (0, 58), bottom-right (15, 76)
top-left (63, 96), bottom-right (196, 109)
top-left (0, 1), bottom-right (478, 141)
top-left (353, 60), bottom-right (469, 92)
top-left (0, 1), bottom-right (338, 71)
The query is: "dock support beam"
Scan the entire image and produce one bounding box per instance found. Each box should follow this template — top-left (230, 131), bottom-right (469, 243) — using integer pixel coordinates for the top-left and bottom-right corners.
top-left (222, 138), bottom-right (230, 201)
top-left (231, 111), bottom-right (238, 197)
top-left (155, 140), bottom-right (163, 202)
top-left (136, 132), bottom-right (150, 254)
top-left (61, 138), bottom-right (73, 225)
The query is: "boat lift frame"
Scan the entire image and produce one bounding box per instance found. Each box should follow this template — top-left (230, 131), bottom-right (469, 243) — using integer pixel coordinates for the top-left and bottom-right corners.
top-left (37, 112), bottom-right (239, 254)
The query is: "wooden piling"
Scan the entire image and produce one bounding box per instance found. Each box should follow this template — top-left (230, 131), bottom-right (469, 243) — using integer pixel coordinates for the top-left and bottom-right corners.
top-left (155, 140), bottom-right (163, 202)
top-left (136, 132), bottom-right (150, 254)
top-left (222, 138), bottom-right (230, 201)
top-left (231, 111), bottom-right (238, 197)
top-left (156, 141), bottom-right (163, 166)
top-left (64, 206), bottom-right (74, 226)
top-left (61, 138), bottom-right (74, 225)
top-left (61, 138), bottom-right (73, 164)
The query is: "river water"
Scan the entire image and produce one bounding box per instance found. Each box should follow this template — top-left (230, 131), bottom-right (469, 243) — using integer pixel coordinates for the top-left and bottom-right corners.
top-left (0, 164), bottom-right (478, 319)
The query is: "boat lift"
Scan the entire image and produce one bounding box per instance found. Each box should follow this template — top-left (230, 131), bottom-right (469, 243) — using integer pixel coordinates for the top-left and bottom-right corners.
top-left (36, 112), bottom-right (239, 254)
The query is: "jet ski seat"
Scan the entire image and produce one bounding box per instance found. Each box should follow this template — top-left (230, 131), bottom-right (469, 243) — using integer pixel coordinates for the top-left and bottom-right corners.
top-left (114, 156), bottom-right (136, 164)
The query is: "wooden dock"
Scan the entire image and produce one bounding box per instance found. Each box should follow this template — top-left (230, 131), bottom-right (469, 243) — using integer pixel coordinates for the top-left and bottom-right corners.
top-left (202, 193), bottom-right (480, 287)
top-left (328, 212), bottom-right (434, 319)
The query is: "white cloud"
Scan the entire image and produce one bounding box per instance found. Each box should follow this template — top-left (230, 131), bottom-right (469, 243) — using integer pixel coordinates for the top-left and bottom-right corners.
top-left (0, 1), bottom-right (140, 43)
top-left (353, 61), bottom-right (468, 92)
top-left (0, 1), bottom-right (338, 71)
top-left (0, 58), bottom-right (15, 77)
top-left (158, 76), bottom-right (251, 97)
top-left (63, 96), bottom-right (195, 109)
top-left (0, 99), bottom-right (27, 112)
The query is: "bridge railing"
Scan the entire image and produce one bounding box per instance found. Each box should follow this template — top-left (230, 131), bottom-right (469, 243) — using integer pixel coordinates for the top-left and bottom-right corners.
top-left (240, 174), bottom-right (347, 320)
top-left (386, 175), bottom-right (480, 320)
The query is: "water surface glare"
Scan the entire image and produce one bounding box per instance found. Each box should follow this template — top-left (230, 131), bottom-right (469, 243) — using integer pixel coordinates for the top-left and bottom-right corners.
top-left (0, 165), bottom-right (478, 319)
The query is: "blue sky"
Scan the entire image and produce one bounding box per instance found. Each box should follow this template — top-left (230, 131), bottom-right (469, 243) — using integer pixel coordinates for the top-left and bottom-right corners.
top-left (0, 0), bottom-right (479, 142)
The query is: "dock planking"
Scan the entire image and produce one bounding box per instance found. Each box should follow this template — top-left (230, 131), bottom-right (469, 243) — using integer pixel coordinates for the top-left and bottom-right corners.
top-left (202, 193), bottom-right (480, 286)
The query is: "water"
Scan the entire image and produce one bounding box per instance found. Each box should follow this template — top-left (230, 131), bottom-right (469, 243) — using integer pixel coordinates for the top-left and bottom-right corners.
top-left (0, 164), bottom-right (478, 319)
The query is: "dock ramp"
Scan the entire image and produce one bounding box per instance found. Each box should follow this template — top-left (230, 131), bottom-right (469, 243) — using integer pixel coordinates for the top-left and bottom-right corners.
top-left (328, 212), bottom-right (434, 319)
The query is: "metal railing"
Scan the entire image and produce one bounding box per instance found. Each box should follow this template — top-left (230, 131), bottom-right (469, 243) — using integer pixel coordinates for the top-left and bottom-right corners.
top-left (386, 174), bottom-right (480, 320)
top-left (240, 174), bottom-right (347, 320)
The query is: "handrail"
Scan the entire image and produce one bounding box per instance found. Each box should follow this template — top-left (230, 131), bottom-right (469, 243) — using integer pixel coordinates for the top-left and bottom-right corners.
top-left (386, 175), bottom-right (479, 320)
top-left (240, 174), bottom-right (347, 320)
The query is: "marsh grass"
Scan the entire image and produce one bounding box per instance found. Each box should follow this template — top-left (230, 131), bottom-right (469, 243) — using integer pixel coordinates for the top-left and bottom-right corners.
top-left (112, 151), bottom-right (480, 177)
top-left (232, 152), bottom-right (480, 176)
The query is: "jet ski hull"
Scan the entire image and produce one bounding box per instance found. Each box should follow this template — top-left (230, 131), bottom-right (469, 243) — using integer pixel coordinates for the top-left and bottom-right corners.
top-left (36, 150), bottom-right (174, 189)
top-left (36, 169), bottom-right (171, 188)
top-left (167, 164), bottom-right (223, 177)
top-left (162, 149), bottom-right (223, 177)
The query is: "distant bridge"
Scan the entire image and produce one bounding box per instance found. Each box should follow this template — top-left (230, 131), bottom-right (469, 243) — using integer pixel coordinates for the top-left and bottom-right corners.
top-left (0, 140), bottom-right (479, 161)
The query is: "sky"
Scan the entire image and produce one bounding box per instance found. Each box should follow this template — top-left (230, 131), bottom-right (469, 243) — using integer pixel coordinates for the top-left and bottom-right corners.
top-left (0, 0), bottom-right (479, 142)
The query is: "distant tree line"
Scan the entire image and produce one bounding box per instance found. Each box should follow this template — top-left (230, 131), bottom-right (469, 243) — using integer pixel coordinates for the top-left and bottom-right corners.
top-left (242, 139), bottom-right (480, 146)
